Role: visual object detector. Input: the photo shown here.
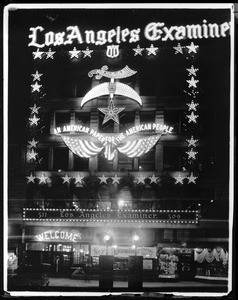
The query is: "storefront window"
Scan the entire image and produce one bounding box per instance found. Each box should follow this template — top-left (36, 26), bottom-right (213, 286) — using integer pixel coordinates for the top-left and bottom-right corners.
top-left (72, 244), bottom-right (89, 265)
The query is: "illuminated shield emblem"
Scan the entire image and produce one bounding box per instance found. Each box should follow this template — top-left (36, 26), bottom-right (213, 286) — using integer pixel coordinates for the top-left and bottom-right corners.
top-left (106, 45), bottom-right (120, 58)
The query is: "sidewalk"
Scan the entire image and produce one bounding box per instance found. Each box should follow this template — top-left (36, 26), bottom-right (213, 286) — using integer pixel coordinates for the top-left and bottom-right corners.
top-left (47, 277), bottom-right (228, 293)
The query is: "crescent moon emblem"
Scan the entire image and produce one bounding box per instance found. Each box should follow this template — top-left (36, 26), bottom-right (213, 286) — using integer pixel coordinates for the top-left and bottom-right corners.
top-left (81, 82), bottom-right (142, 107)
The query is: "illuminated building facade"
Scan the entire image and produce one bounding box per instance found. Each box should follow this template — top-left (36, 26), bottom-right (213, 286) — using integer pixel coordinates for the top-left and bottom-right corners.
top-left (7, 6), bottom-right (233, 291)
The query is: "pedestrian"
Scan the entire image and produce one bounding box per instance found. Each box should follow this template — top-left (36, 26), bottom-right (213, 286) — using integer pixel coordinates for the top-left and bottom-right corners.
top-left (84, 262), bottom-right (90, 282)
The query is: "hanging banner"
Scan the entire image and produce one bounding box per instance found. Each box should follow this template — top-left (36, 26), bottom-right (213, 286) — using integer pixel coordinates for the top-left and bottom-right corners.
top-left (23, 208), bottom-right (199, 224)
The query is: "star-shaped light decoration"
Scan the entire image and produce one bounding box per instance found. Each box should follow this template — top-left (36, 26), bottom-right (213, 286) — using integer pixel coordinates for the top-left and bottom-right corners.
top-left (173, 43), bottom-right (184, 54)
top-left (186, 42), bottom-right (199, 53)
top-left (69, 47), bottom-right (81, 59)
top-left (33, 48), bottom-right (44, 59)
top-left (186, 149), bottom-right (198, 160)
top-left (186, 100), bottom-right (199, 111)
top-left (31, 70), bottom-right (43, 81)
top-left (186, 65), bottom-right (199, 77)
top-left (38, 173), bottom-right (48, 184)
top-left (146, 44), bottom-right (158, 56)
top-left (26, 173), bottom-right (35, 183)
top-left (98, 99), bottom-right (125, 124)
top-left (45, 48), bottom-right (55, 59)
top-left (137, 175), bottom-right (146, 184)
top-left (149, 174), bottom-right (159, 184)
top-left (186, 77), bottom-right (199, 88)
top-left (133, 45), bottom-right (144, 56)
top-left (29, 114), bottom-right (40, 126)
top-left (28, 138), bottom-right (39, 148)
top-left (62, 174), bottom-right (71, 184)
top-left (99, 174), bottom-right (108, 184)
top-left (174, 173), bottom-right (185, 184)
top-left (31, 82), bottom-right (42, 92)
top-left (29, 103), bottom-right (41, 114)
top-left (186, 136), bottom-right (198, 147)
top-left (74, 174), bottom-right (84, 184)
top-left (186, 111), bottom-right (199, 123)
top-left (187, 173), bottom-right (198, 184)
top-left (111, 174), bottom-right (121, 184)
top-left (28, 149), bottom-right (37, 160)
top-left (82, 47), bottom-right (93, 58)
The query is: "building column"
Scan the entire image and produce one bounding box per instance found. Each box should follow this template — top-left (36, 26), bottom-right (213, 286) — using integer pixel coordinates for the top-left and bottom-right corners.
top-left (49, 147), bottom-right (53, 170)
top-left (89, 109), bottom-right (98, 171)
top-left (50, 111), bottom-right (56, 135)
top-left (133, 110), bottom-right (140, 171)
top-left (155, 110), bottom-right (164, 171)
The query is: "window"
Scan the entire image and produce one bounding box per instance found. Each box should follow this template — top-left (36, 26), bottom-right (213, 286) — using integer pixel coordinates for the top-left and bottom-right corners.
top-left (118, 152), bottom-right (133, 172)
top-left (55, 112), bottom-right (70, 128)
top-left (164, 110), bottom-right (185, 133)
top-left (98, 152), bottom-right (113, 171)
top-left (119, 111), bottom-right (134, 132)
top-left (73, 154), bottom-right (89, 171)
top-left (140, 111), bottom-right (155, 123)
top-left (53, 148), bottom-right (69, 171)
top-left (35, 148), bottom-right (49, 170)
top-left (139, 148), bottom-right (155, 171)
top-left (75, 113), bottom-right (90, 127)
top-left (42, 112), bottom-right (52, 134)
top-left (163, 146), bottom-right (185, 171)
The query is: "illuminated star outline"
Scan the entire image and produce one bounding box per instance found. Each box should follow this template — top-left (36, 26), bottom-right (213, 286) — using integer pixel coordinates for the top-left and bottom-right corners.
top-left (33, 48), bottom-right (44, 59)
top-left (111, 174), bottom-right (121, 184)
top-left (74, 174), bottom-right (84, 184)
top-left (187, 111), bottom-right (199, 123)
top-left (69, 47), bottom-right (81, 59)
top-left (175, 173), bottom-right (185, 184)
top-left (38, 173), bottom-right (48, 184)
top-left (99, 174), bottom-right (108, 184)
top-left (146, 44), bottom-right (158, 56)
top-left (187, 173), bottom-right (198, 184)
top-left (29, 103), bottom-right (41, 114)
top-left (186, 65), bottom-right (199, 77)
top-left (186, 136), bottom-right (198, 147)
top-left (186, 100), bottom-right (199, 111)
top-left (28, 138), bottom-right (39, 148)
top-left (29, 114), bottom-right (40, 126)
top-left (149, 174), bottom-right (159, 184)
top-left (28, 149), bottom-right (38, 160)
top-left (31, 70), bottom-right (43, 81)
top-left (31, 82), bottom-right (42, 92)
top-left (173, 43), bottom-right (184, 54)
top-left (186, 42), bottom-right (199, 53)
top-left (133, 45), bottom-right (144, 56)
top-left (62, 174), bottom-right (71, 184)
top-left (186, 77), bottom-right (199, 88)
top-left (45, 48), bottom-right (55, 59)
top-left (82, 47), bottom-right (93, 58)
top-left (98, 99), bottom-right (125, 124)
top-left (137, 175), bottom-right (146, 184)
top-left (186, 149), bottom-right (198, 160)
top-left (26, 173), bottom-right (36, 183)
